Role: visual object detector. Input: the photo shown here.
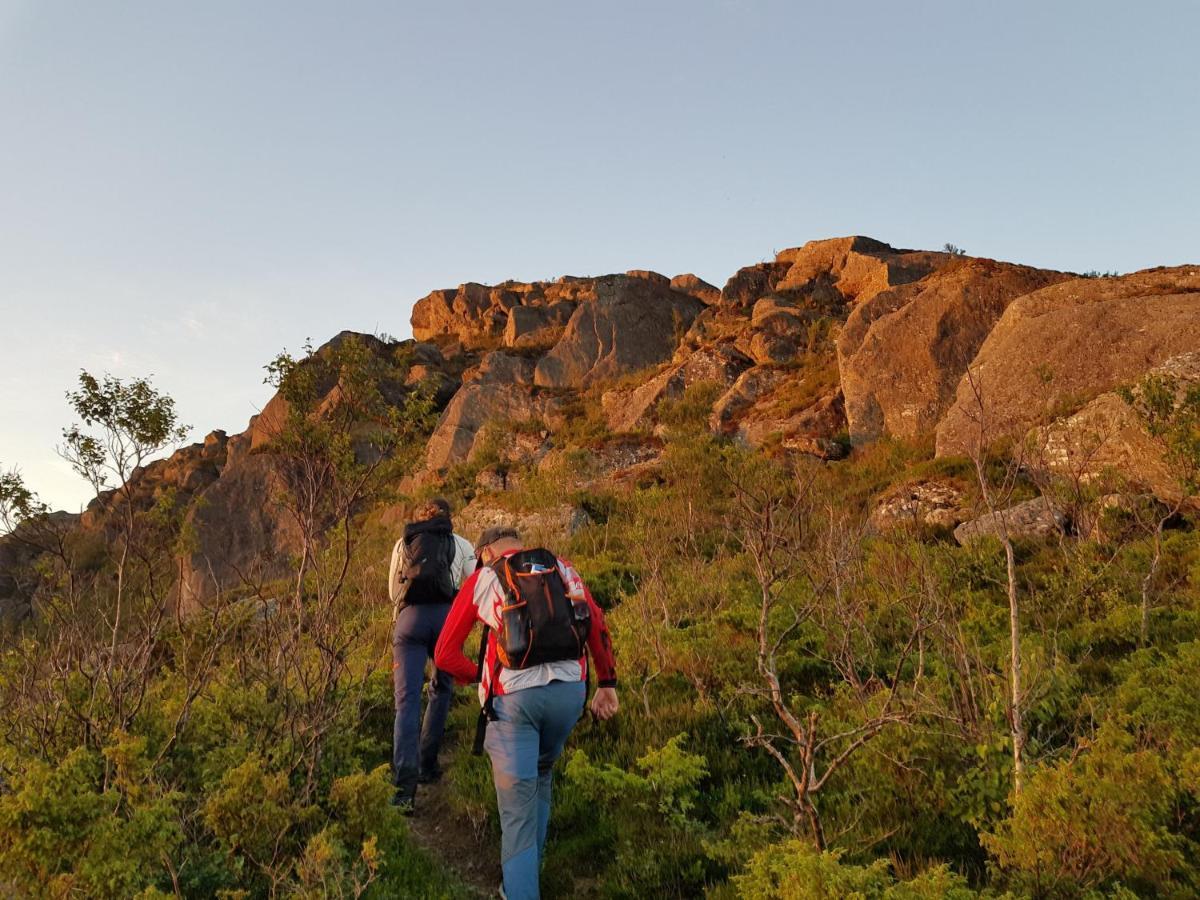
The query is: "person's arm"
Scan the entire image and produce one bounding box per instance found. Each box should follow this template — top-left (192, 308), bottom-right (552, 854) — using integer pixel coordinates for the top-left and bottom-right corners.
top-left (582, 585), bottom-right (619, 719)
top-left (452, 535), bottom-right (477, 589)
top-left (584, 586), bottom-right (617, 688)
top-left (434, 571), bottom-right (483, 685)
top-left (387, 539), bottom-right (406, 607)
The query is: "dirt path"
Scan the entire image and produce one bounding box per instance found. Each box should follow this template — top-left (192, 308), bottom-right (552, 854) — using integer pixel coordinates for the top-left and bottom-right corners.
top-left (405, 748), bottom-right (499, 898)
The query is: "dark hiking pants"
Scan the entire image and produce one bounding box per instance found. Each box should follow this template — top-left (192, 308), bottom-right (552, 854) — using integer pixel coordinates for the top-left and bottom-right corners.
top-left (392, 602), bottom-right (454, 797)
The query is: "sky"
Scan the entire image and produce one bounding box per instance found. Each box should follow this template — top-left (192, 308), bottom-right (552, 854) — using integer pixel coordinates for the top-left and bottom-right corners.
top-left (1, 0), bottom-right (1197, 512)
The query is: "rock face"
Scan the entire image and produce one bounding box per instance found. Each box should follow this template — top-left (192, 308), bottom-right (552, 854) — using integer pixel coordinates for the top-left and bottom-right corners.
top-left (839, 259), bottom-right (1069, 444)
top-left (534, 275), bottom-right (705, 389)
top-left (936, 268), bottom-right (1200, 456)
top-left (1032, 353), bottom-right (1200, 506)
top-left (178, 455), bottom-right (303, 604)
top-left (954, 498), bottom-right (1066, 545)
top-left (0, 512), bottom-right (78, 622)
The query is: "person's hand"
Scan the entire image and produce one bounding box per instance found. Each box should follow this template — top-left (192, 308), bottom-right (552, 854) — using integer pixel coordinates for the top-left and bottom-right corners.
top-left (590, 687), bottom-right (619, 721)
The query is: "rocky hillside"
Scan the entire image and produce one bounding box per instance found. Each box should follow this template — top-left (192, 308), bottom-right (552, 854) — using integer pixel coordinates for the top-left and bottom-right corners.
top-left (4, 236), bottom-right (1199, 620)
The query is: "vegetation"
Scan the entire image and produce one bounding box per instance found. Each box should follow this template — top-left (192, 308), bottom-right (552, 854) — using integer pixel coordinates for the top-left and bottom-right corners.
top-left (1, 348), bottom-right (1199, 897)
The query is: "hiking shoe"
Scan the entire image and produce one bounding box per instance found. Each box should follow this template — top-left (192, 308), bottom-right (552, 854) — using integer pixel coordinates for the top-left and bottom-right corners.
top-left (390, 790), bottom-right (415, 816)
top-left (417, 766), bottom-right (443, 785)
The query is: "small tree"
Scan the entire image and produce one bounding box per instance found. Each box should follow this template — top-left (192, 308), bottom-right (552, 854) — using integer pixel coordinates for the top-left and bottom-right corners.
top-left (1120, 369), bottom-right (1200, 645)
top-left (961, 367), bottom-right (1028, 797)
top-left (59, 372), bottom-right (189, 644)
top-left (730, 458), bottom-right (942, 849)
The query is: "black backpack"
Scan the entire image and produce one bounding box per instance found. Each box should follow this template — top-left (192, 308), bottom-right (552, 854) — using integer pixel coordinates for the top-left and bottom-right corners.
top-left (491, 548), bottom-right (591, 668)
top-left (398, 518), bottom-right (456, 606)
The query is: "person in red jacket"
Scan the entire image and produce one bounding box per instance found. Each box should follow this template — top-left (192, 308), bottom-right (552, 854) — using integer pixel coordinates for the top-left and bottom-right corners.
top-left (435, 525), bottom-right (618, 900)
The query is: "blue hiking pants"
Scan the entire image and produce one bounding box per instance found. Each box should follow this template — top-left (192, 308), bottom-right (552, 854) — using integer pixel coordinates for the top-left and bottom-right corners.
top-left (392, 602), bottom-right (454, 793)
top-left (484, 679), bottom-right (587, 900)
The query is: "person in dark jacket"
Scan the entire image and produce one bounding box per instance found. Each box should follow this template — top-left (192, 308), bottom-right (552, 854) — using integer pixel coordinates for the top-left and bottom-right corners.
top-left (388, 497), bottom-right (476, 811)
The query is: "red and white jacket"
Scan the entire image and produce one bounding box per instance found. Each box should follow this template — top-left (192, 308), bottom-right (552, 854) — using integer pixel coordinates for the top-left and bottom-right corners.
top-left (434, 549), bottom-right (617, 703)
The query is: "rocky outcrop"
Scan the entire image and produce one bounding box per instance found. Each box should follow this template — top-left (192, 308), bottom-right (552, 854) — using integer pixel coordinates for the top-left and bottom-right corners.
top-left (839, 259), bottom-right (1069, 444)
top-left (534, 275), bottom-right (705, 389)
top-left (936, 268), bottom-right (1200, 456)
top-left (601, 344), bottom-right (752, 433)
top-left (954, 498), bottom-right (1066, 545)
top-left (424, 382), bottom-right (554, 472)
top-left (868, 480), bottom-right (970, 532)
top-left (250, 331), bottom-right (407, 450)
top-left (1031, 353), bottom-right (1200, 506)
top-left (722, 237), bottom-right (947, 310)
top-left (0, 512), bottom-right (78, 623)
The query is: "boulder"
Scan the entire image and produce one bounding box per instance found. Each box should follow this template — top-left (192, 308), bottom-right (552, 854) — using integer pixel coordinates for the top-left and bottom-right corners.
top-left (424, 380), bottom-right (553, 471)
top-left (534, 275), bottom-right (705, 389)
top-left (710, 367), bottom-right (788, 434)
top-left (503, 305), bottom-right (562, 350)
top-left (954, 498), bottom-right (1066, 545)
top-left (839, 259), bottom-right (1069, 444)
top-left (721, 236), bottom-right (947, 311)
top-left (670, 273), bottom-right (720, 305)
top-left (463, 351), bottom-right (536, 386)
top-left (936, 267), bottom-right (1200, 456)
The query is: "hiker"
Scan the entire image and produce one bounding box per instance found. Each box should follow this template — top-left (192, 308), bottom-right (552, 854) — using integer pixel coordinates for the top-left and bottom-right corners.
top-left (434, 525), bottom-right (618, 900)
top-left (388, 497), bottom-right (476, 812)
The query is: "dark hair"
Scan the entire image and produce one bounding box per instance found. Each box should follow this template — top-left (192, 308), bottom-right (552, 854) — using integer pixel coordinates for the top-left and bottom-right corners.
top-left (414, 497), bottom-right (451, 521)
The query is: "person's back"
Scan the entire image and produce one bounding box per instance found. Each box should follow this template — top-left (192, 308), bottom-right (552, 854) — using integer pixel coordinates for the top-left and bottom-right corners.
top-left (435, 526), bottom-right (618, 900)
top-left (388, 498), bottom-right (475, 811)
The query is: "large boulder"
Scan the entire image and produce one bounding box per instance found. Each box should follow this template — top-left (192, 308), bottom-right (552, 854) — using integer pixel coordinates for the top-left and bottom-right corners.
top-left (534, 275), bottom-right (705, 389)
top-left (954, 497), bottom-right (1066, 545)
top-left (710, 367), bottom-right (788, 434)
top-left (670, 273), bottom-right (720, 305)
top-left (424, 355), bottom-right (558, 471)
top-left (838, 259), bottom-right (1069, 444)
top-left (936, 268), bottom-right (1200, 456)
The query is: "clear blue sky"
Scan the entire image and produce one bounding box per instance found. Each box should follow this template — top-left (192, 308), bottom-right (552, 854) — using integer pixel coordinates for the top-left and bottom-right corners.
top-left (2, 0), bottom-right (1197, 512)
